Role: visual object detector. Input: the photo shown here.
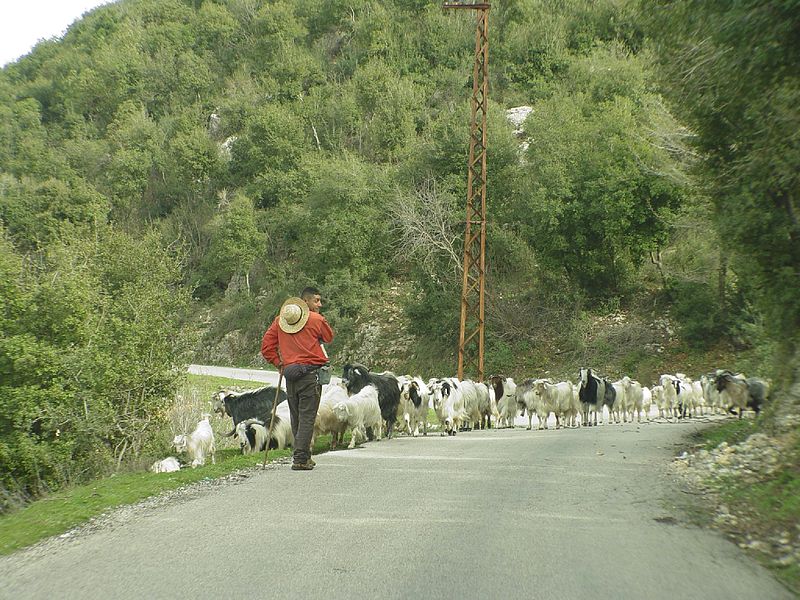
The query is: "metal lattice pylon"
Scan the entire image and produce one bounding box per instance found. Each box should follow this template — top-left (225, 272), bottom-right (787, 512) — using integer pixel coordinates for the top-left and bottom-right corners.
top-left (444, 3), bottom-right (490, 382)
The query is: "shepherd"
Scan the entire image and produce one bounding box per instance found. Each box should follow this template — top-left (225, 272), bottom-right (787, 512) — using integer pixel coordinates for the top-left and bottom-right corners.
top-left (261, 287), bottom-right (334, 471)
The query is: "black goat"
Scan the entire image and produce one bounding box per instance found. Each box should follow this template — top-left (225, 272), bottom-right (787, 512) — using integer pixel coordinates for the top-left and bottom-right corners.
top-left (602, 378), bottom-right (616, 412)
top-left (745, 377), bottom-right (769, 414)
top-left (213, 385), bottom-right (288, 437)
top-left (341, 363), bottom-right (401, 439)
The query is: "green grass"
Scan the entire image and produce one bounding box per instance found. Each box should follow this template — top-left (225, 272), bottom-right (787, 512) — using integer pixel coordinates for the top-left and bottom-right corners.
top-left (723, 465), bottom-right (800, 527)
top-left (698, 418), bottom-right (758, 450)
top-left (184, 372), bottom-right (275, 396)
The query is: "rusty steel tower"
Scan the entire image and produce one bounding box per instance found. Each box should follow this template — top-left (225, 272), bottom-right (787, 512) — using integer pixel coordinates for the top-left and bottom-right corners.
top-left (443, 2), bottom-right (490, 382)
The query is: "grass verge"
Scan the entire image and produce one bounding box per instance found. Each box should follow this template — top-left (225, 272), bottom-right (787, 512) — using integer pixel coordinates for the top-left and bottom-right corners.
top-left (0, 447), bottom-right (292, 556)
top-left (698, 418), bottom-right (758, 450)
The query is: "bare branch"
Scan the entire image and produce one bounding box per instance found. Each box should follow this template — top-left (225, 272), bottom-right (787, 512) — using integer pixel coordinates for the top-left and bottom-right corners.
top-left (388, 179), bottom-right (463, 284)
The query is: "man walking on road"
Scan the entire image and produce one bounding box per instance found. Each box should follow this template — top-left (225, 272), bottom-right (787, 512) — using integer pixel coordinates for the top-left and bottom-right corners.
top-left (261, 287), bottom-right (334, 470)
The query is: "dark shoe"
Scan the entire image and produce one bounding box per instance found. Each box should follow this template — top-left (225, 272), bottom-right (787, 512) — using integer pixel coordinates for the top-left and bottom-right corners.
top-left (291, 462), bottom-right (314, 471)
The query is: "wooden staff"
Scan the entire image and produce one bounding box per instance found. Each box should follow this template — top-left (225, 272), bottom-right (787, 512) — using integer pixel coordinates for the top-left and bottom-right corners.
top-left (262, 367), bottom-right (284, 467)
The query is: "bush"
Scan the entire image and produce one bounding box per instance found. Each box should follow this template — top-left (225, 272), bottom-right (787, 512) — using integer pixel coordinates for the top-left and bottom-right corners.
top-left (668, 281), bottom-right (720, 348)
top-left (0, 228), bottom-right (192, 508)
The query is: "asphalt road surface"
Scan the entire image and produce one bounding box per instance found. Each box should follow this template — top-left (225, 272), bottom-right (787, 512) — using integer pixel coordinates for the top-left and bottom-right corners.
top-left (0, 368), bottom-right (792, 599)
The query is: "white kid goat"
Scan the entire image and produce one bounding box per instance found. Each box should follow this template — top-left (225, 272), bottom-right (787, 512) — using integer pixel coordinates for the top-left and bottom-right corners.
top-left (150, 456), bottom-right (181, 473)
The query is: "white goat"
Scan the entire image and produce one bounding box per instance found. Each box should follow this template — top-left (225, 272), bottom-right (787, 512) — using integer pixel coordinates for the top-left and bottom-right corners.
top-left (641, 386), bottom-right (653, 421)
top-left (651, 383), bottom-right (667, 419)
top-left (314, 383), bottom-right (349, 449)
top-left (173, 416), bottom-right (216, 467)
top-left (474, 381), bottom-right (492, 429)
top-left (461, 380), bottom-right (484, 430)
top-left (659, 375), bottom-right (679, 421)
top-left (674, 373), bottom-right (697, 418)
top-left (531, 379), bottom-right (577, 429)
top-left (691, 379), bottom-right (706, 416)
top-left (610, 379), bottom-right (628, 423)
top-left (430, 378), bottom-right (466, 435)
top-left (701, 374), bottom-right (724, 414)
top-left (333, 384), bottom-right (382, 449)
top-left (621, 377), bottom-right (645, 423)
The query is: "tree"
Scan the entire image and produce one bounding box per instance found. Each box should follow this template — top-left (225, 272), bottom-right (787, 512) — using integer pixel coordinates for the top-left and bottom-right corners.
top-left (104, 101), bottom-right (164, 222)
top-left (646, 0), bottom-right (800, 413)
top-left (201, 192), bottom-right (266, 294)
top-left (388, 178), bottom-right (462, 283)
top-left (228, 102), bottom-right (309, 207)
top-left (518, 77), bottom-right (685, 297)
top-left (0, 174), bottom-right (108, 252)
top-left (279, 155), bottom-right (395, 288)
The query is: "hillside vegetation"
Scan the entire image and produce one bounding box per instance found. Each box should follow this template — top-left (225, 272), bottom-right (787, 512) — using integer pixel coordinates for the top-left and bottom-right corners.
top-left (0, 0), bottom-right (798, 508)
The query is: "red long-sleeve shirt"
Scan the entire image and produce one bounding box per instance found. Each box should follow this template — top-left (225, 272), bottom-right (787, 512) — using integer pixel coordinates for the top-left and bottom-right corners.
top-left (260, 311), bottom-right (334, 368)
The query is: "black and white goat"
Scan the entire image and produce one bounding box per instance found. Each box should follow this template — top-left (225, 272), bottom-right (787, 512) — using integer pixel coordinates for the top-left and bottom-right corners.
top-left (578, 368), bottom-right (605, 427)
top-left (234, 401), bottom-right (294, 454)
top-left (489, 375), bottom-right (517, 429)
top-left (341, 363), bottom-right (401, 439)
top-left (715, 370), bottom-right (769, 418)
top-left (213, 385), bottom-right (287, 437)
top-left (399, 378), bottom-right (430, 437)
top-left (429, 378), bottom-right (465, 435)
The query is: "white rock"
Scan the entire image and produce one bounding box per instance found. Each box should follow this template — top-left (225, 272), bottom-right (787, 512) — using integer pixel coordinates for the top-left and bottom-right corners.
top-left (505, 106), bottom-right (533, 131)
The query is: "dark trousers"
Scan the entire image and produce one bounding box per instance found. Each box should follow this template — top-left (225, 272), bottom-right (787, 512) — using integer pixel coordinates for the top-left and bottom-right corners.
top-left (285, 370), bottom-right (322, 464)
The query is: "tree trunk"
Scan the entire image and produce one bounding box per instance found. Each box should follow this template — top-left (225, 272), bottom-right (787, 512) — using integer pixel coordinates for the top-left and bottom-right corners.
top-left (764, 339), bottom-right (800, 434)
top-left (650, 249), bottom-right (666, 288)
top-left (717, 250), bottom-right (728, 325)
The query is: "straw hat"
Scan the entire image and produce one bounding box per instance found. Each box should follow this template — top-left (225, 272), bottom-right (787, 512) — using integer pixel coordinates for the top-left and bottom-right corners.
top-left (278, 297), bottom-right (309, 334)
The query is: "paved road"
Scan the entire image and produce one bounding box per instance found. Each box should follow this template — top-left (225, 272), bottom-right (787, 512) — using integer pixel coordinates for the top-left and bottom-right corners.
top-left (188, 363), bottom-right (344, 388)
top-left (188, 363), bottom-right (284, 385)
top-left (0, 418), bottom-right (792, 599)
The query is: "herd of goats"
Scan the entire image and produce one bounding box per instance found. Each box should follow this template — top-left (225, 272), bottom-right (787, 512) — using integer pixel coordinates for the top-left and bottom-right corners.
top-left (154, 363), bottom-right (768, 472)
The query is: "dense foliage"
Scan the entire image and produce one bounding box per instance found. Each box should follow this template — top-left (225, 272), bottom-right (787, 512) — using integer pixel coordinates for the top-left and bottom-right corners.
top-left (645, 1), bottom-right (800, 349)
top-left (0, 226), bottom-right (191, 506)
top-left (0, 0), bottom-right (796, 505)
